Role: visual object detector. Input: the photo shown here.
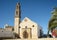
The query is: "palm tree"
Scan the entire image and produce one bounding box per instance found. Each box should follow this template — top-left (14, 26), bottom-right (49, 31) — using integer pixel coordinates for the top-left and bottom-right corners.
top-left (48, 7), bottom-right (57, 36)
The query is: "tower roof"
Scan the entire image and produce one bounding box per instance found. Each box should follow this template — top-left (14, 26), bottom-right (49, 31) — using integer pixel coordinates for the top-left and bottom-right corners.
top-left (17, 2), bottom-right (20, 5)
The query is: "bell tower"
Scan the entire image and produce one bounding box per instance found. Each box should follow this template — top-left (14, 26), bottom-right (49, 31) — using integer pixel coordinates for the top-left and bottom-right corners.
top-left (14, 3), bottom-right (21, 34)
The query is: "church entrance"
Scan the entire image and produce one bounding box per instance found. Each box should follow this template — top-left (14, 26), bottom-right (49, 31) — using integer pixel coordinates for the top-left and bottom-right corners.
top-left (22, 28), bottom-right (31, 38)
top-left (23, 30), bottom-right (28, 38)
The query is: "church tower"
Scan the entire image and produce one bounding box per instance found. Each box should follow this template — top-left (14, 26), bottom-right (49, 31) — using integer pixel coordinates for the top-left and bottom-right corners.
top-left (14, 3), bottom-right (21, 34)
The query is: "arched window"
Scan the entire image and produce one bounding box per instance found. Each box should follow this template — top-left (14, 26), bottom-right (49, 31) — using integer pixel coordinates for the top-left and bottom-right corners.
top-left (16, 11), bottom-right (18, 15)
top-left (16, 6), bottom-right (18, 9)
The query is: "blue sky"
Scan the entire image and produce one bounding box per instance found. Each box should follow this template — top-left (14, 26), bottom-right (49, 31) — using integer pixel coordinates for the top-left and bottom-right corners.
top-left (0, 0), bottom-right (57, 34)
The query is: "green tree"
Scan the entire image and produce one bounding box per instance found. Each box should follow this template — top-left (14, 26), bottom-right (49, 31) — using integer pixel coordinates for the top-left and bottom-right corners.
top-left (48, 7), bottom-right (57, 36)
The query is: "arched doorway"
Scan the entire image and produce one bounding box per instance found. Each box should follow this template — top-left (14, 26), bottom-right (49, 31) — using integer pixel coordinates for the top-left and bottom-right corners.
top-left (23, 30), bottom-right (28, 38)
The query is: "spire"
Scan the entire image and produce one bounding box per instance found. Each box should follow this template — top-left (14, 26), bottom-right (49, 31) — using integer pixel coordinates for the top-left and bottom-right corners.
top-left (15, 2), bottom-right (21, 18)
top-left (17, 2), bottom-right (20, 5)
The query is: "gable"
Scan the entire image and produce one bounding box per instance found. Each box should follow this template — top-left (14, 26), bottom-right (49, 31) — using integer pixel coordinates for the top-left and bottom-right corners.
top-left (20, 17), bottom-right (38, 28)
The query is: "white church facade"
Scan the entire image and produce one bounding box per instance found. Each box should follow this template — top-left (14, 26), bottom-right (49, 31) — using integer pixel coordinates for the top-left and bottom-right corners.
top-left (20, 17), bottom-right (38, 38)
top-left (0, 3), bottom-right (43, 39)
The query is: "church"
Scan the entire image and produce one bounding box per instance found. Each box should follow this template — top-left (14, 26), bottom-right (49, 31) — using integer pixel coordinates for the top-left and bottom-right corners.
top-left (0, 3), bottom-right (43, 39)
